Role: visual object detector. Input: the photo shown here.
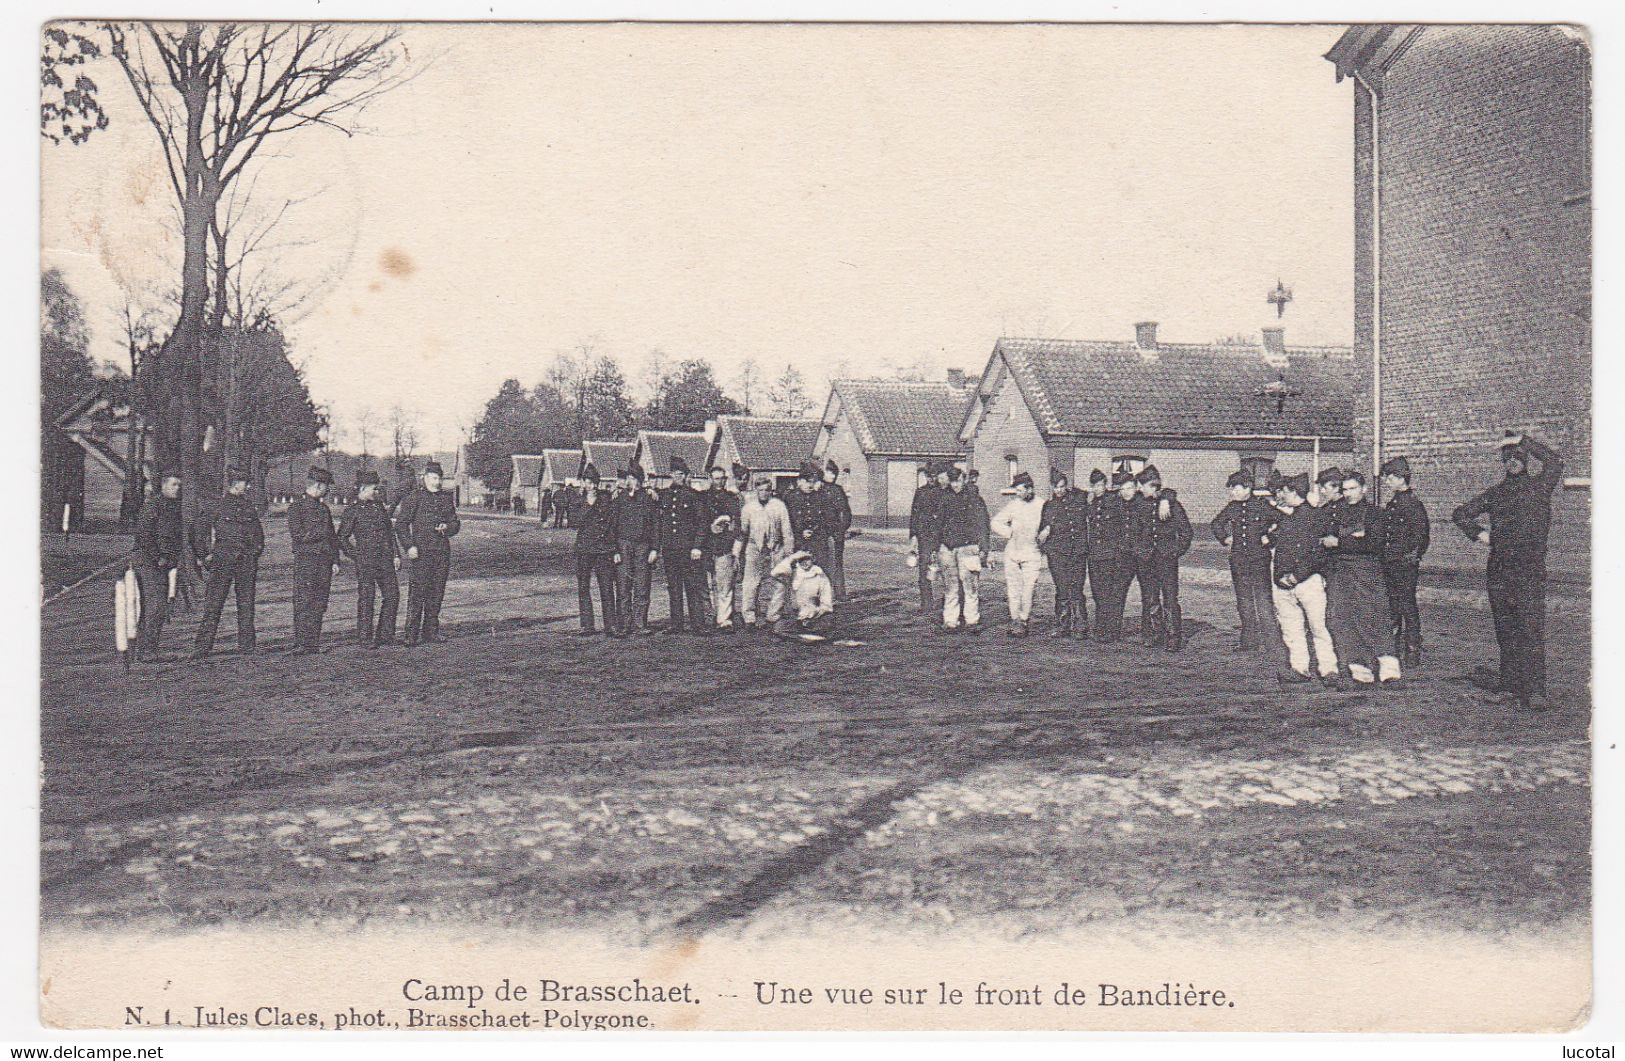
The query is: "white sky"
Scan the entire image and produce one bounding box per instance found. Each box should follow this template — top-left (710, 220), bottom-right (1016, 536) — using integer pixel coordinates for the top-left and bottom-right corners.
top-left (41, 23), bottom-right (1353, 451)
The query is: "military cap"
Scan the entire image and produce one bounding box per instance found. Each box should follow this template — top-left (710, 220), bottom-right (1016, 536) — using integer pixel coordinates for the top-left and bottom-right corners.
top-left (1380, 456), bottom-right (1412, 480)
top-left (947, 465), bottom-right (966, 481)
top-left (731, 462), bottom-right (749, 482)
top-left (669, 455), bottom-right (690, 476)
top-left (1283, 472), bottom-right (1311, 497)
top-left (582, 461), bottom-right (599, 482)
top-left (1500, 432), bottom-right (1529, 461)
top-left (1111, 469), bottom-right (1135, 487)
top-left (1050, 466), bottom-right (1068, 486)
top-left (967, 469), bottom-right (980, 481)
top-left (423, 460), bottom-right (444, 477)
top-left (799, 460), bottom-right (822, 482)
top-left (307, 465), bottom-right (333, 485)
top-left (825, 458), bottom-right (840, 478)
top-left (356, 469), bottom-right (380, 487)
top-left (1343, 469), bottom-right (1367, 487)
top-left (1136, 463), bottom-right (1162, 485)
top-left (226, 465), bottom-right (250, 484)
top-left (1011, 470), bottom-right (1034, 489)
top-left (1315, 465), bottom-right (1344, 486)
top-left (1226, 469), bottom-right (1251, 489)
top-left (1089, 468), bottom-right (1107, 485)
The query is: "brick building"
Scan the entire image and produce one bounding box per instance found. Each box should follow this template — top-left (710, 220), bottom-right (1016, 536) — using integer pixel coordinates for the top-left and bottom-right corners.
top-left (812, 377), bottom-right (971, 526)
top-left (958, 324), bottom-right (1355, 523)
top-left (631, 429), bottom-right (711, 479)
top-left (1326, 25), bottom-right (1590, 571)
top-left (706, 415), bottom-right (822, 490)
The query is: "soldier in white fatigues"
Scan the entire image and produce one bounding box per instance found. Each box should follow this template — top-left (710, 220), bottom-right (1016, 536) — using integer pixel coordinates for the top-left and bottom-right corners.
top-left (736, 475), bottom-right (794, 629)
top-left (990, 470), bottom-right (1046, 637)
top-left (1266, 473), bottom-right (1340, 687)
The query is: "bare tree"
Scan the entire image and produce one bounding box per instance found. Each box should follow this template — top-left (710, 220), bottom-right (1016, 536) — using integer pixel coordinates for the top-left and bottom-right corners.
top-left (352, 405), bottom-right (379, 469)
top-left (767, 363), bottom-right (812, 419)
top-left (733, 357), bottom-right (761, 415)
top-left (388, 404), bottom-right (421, 486)
top-left (101, 21), bottom-right (414, 591)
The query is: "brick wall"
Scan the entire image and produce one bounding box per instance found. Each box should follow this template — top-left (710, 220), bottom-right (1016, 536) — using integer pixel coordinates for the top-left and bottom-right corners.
top-left (1354, 25), bottom-right (1590, 573)
top-left (818, 405), bottom-right (874, 520)
top-left (969, 370), bottom-right (1048, 487)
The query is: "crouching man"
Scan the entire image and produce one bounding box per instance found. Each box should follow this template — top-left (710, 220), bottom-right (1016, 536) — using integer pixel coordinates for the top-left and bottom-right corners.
top-left (771, 549), bottom-right (837, 638)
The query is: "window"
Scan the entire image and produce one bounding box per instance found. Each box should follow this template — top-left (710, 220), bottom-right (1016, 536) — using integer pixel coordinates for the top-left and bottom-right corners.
top-left (1111, 454), bottom-right (1146, 477)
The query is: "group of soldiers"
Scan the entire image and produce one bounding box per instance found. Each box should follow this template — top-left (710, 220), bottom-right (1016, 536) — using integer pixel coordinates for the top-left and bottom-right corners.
top-left (562, 456), bottom-right (853, 639)
top-left (122, 431), bottom-right (1562, 710)
top-left (128, 460), bottom-right (461, 662)
top-left (904, 432), bottom-right (1561, 711)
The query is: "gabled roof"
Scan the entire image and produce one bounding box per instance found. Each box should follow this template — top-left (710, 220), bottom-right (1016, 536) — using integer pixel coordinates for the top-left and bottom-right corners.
top-left (510, 454), bottom-right (546, 489)
top-left (583, 440), bottom-right (636, 476)
top-left (543, 448), bottom-right (583, 482)
top-left (1324, 25), bottom-right (1424, 85)
top-left (826, 380), bottom-right (970, 458)
top-left (715, 416), bottom-right (821, 472)
top-left (635, 430), bottom-right (710, 476)
top-left (972, 336), bottom-right (1354, 444)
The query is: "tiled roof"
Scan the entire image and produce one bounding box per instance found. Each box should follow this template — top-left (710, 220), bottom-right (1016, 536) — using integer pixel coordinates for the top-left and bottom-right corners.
top-left (716, 416), bottom-right (821, 472)
top-left (511, 454), bottom-right (546, 489)
top-left (542, 448), bottom-right (582, 483)
top-left (583, 440), bottom-right (636, 476)
top-left (831, 380), bottom-right (971, 457)
top-left (636, 431), bottom-right (710, 476)
top-left (988, 337), bottom-right (1354, 442)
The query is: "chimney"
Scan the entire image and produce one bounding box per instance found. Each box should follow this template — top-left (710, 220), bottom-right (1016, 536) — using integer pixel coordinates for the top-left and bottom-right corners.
top-left (1260, 326), bottom-right (1289, 369)
top-left (1134, 321), bottom-right (1159, 359)
top-left (946, 368), bottom-right (967, 388)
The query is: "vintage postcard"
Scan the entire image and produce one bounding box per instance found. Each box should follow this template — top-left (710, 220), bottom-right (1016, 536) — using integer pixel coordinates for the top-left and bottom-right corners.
top-left (36, 21), bottom-right (1591, 1033)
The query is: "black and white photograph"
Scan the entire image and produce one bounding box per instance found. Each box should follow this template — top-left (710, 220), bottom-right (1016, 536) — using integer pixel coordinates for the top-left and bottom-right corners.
top-left (28, 17), bottom-right (1597, 1035)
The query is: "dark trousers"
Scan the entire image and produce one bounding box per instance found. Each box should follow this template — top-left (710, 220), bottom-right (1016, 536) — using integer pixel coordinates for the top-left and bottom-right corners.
top-left (662, 550), bottom-right (710, 631)
top-left (1488, 557), bottom-right (1546, 698)
top-left (355, 558), bottom-right (400, 644)
top-left (1048, 552), bottom-right (1089, 633)
top-left (1385, 560), bottom-right (1422, 658)
top-left (826, 535), bottom-right (848, 601)
top-left (1148, 552), bottom-right (1182, 646)
top-left (132, 560), bottom-right (171, 655)
top-left (916, 541), bottom-right (938, 613)
top-left (194, 552), bottom-right (259, 654)
top-left (616, 539), bottom-right (653, 631)
top-left (1125, 554), bottom-right (1161, 641)
top-left (405, 548), bottom-right (451, 641)
top-left (292, 552), bottom-right (333, 651)
top-left (1229, 555), bottom-right (1276, 651)
top-left (1090, 556), bottom-right (1124, 640)
top-left (576, 551), bottom-right (618, 631)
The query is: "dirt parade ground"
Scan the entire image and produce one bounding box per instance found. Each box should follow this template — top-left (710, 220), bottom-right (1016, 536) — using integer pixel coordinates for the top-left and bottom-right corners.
top-left (39, 512), bottom-right (1590, 944)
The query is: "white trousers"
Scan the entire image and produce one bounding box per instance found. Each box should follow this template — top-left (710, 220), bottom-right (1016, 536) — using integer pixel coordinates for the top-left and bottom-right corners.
top-left (1003, 554), bottom-right (1042, 622)
top-left (740, 545), bottom-right (786, 624)
top-left (1272, 573), bottom-right (1339, 677)
top-left (939, 544), bottom-right (982, 627)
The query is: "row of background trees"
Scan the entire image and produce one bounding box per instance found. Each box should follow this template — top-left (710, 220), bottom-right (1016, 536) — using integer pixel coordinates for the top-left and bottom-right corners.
top-left (467, 347), bottom-right (824, 493)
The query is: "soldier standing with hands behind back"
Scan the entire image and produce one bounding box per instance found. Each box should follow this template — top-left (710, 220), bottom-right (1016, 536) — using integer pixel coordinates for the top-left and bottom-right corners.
top-left (287, 465), bottom-right (339, 655)
top-left (338, 469), bottom-right (401, 648)
top-left (395, 460), bottom-right (460, 646)
top-left (131, 471), bottom-right (183, 662)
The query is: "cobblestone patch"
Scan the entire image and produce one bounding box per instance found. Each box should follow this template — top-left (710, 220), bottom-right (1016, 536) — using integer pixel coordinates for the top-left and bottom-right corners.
top-left (872, 742), bottom-right (1589, 843)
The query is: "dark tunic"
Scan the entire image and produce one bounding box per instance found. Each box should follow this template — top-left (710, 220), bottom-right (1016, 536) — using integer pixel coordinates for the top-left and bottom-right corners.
top-left (1324, 498), bottom-right (1394, 666)
top-left (936, 487), bottom-right (989, 552)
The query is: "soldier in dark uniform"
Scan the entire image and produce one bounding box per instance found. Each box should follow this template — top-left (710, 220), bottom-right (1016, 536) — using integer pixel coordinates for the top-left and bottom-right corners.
top-left (1452, 432), bottom-right (1563, 711)
top-left (1138, 466), bottom-right (1193, 651)
top-left (1210, 469), bottom-right (1278, 653)
top-left (190, 465), bottom-right (264, 660)
top-left (613, 466), bottom-right (658, 635)
top-left (821, 459), bottom-right (854, 602)
top-left (286, 465), bottom-right (339, 655)
top-left (337, 469), bottom-right (401, 647)
top-left (1123, 467), bottom-right (1163, 646)
top-left (395, 460), bottom-right (461, 645)
top-left (570, 463), bottom-right (620, 636)
top-left (1090, 469), bottom-right (1132, 642)
top-left (131, 471), bottom-right (183, 662)
top-left (1038, 468), bottom-right (1090, 639)
top-left (908, 463), bottom-right (948, 616)
top-left (785, 461), bottom-right (831, 572)
top-left (704, 464), bottom-right (744, 630)
top-left (1380, 456), bottom-right (1430, 666)
top-left (656, 456), bottom-right (710, 634)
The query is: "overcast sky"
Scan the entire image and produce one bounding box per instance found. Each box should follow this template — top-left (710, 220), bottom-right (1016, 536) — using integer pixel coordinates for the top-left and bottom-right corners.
top-left (42, 23), bottom-right (1354, 451)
